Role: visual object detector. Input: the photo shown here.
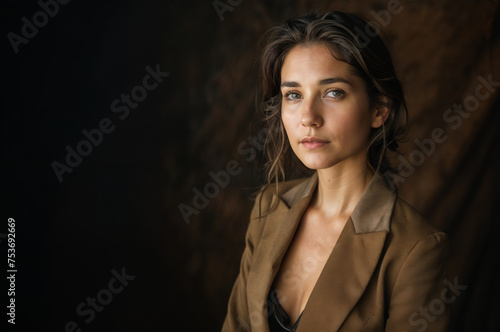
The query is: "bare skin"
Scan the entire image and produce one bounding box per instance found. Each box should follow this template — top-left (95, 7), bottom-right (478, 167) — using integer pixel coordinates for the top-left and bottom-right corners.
top-left (273, 44), bottom-right (388, 325)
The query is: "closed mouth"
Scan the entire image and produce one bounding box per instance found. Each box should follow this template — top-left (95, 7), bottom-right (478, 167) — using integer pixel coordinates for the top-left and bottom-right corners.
top-left (299, 136), bottom-right (329, 144)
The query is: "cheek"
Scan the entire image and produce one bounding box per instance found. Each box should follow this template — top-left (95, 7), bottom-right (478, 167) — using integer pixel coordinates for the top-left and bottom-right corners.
top-left (330, 109), bottom-right (371, 141)
top-left (281, 112), bottom-right (297, 137)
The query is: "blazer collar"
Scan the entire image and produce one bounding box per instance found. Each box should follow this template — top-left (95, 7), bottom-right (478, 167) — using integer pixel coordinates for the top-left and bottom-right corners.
top-left (247, 172), bottom-right (397, 332)
top-left (279, 172), bottom-right (396, 234)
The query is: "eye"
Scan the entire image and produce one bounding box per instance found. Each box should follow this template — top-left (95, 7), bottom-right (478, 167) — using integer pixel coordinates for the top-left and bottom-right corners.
top-left (283, 91), bottom-right (302, 101)
top-left (325, 89), bottom-right (345, 99)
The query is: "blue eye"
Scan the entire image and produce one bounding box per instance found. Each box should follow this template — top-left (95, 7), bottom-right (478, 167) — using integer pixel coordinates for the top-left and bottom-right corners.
top-left (326, 89), bottom-right (345, 99)
top-left (284, 91), bottom-right (301, 101)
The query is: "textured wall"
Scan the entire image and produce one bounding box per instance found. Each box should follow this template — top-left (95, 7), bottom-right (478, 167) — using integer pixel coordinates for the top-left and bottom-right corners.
top-left (2, 0), bottom-right (499, 331)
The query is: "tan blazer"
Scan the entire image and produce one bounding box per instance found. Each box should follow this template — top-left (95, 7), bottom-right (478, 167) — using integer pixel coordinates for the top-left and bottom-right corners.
top-left (222, 173), bottom-right (449, 332)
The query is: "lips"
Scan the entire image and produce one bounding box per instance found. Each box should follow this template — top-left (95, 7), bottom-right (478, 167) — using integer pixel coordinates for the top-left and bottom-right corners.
top-left (299, 136), bottom-right (329, 149)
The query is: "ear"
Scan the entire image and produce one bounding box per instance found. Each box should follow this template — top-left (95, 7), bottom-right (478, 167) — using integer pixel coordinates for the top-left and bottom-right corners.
top-left (371, 96), bottom-right (389, 128)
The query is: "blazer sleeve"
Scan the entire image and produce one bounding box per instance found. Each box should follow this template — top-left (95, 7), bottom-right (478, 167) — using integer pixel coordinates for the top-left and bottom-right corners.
top-left (221, 191), bottom-right (268, 332)
top-left (386, 232), bottom-right (450, 332)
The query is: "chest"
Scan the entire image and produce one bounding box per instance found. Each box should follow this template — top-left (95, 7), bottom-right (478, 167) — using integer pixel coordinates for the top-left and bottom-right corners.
top-left (272, 212), bottom-right (348, 323)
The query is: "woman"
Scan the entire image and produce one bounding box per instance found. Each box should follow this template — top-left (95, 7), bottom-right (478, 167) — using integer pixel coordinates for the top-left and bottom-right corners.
top-left (222, 11), bottom-right (449, 332)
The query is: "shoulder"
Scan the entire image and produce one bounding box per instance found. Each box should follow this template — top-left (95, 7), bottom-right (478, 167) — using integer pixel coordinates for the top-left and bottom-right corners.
top-left (251, 176), bottom-right (312, 217)
top-left (244, 178), bottom-right (305, 244)
top-left (386, 196), bottom-right (448, 260)
top-left (391, 197), bottom-right (446, 239)
top-left (380, 196), bottom-right (449, 302)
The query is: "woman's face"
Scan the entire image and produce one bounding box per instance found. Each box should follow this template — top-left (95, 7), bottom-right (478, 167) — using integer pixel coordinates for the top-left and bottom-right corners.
top-left (280, 44), bottom-right (380, 171)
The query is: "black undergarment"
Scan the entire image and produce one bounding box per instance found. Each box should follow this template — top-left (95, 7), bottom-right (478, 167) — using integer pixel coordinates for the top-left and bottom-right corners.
top-left (267, 289), bottom-right (303, 332)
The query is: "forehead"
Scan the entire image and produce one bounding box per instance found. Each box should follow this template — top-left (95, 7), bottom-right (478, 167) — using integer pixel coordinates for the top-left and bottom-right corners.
top-left (281, 44), bottom-right (358, 82)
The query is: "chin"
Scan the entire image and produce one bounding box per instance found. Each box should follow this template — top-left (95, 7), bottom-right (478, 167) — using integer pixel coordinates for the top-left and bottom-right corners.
top-left (300, 158), bottom-right (338, 170)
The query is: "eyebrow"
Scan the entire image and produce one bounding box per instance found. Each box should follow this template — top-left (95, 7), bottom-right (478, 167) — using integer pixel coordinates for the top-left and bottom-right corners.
top-left (280, 77), bottom-right (352, 88)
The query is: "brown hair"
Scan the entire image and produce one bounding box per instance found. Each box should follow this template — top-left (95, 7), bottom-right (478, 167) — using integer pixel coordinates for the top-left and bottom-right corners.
top-left (257, 11), bottom-right (408, 204)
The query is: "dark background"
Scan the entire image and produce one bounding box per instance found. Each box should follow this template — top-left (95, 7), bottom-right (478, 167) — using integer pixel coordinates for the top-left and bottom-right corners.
top-left (1, 0), bottom-right (499, 331)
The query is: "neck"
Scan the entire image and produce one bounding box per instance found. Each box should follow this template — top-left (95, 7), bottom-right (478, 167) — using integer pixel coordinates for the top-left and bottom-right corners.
top-left (312, 161), bottom-right (374, 219)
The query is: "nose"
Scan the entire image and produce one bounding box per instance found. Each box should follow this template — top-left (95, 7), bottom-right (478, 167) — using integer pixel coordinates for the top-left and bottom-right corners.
top-left (301, 97), bottom-right (323, 128)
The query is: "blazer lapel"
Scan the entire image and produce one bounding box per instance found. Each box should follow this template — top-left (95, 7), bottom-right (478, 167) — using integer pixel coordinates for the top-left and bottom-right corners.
top-left (246, 173), bottom-right (396, 332)
top-left (247, 175), bottom-right (318, 329)
top-left (297, 221), bottom-right (388, 331)
top-left (297, 174), bottom-right (396, 331)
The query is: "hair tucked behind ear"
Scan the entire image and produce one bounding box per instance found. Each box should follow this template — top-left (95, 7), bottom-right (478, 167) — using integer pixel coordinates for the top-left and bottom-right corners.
top-left (257, 11), bottom-right (408, 212)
